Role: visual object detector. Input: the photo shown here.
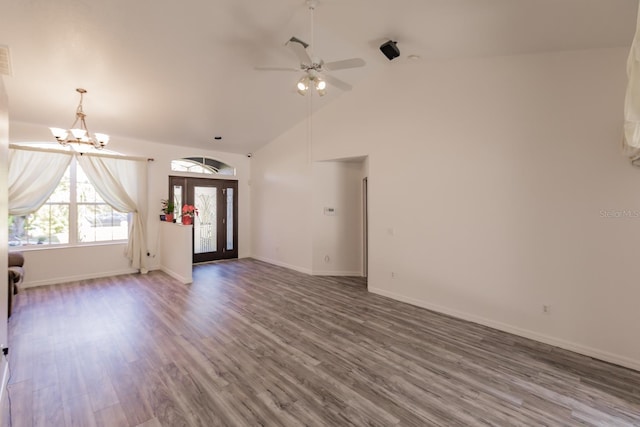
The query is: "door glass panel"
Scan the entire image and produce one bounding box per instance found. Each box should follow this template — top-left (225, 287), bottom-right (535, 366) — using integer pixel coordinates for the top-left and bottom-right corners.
top-left (194, 186), bottom-right (216, 254)
top-left (173, 185), bottom-right (183, 220)
top-left (226, 188), bottom-right (234, 250)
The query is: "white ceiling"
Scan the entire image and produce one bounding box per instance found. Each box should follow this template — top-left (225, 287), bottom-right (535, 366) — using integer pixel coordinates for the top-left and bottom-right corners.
top-left (0, 0), bottom-right (637, 155)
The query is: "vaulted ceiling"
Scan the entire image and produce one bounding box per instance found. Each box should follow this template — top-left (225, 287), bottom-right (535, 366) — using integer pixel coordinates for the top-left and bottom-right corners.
top-left (0, 0), bottom-right (636, 155)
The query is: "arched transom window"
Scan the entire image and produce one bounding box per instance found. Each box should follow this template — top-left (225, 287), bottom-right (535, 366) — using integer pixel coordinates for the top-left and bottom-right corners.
top-left (171, 157), bottom-right (235, 176)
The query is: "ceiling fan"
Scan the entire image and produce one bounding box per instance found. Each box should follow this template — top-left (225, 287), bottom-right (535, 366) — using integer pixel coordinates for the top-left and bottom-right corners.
top-left (256, 0), bottom-right (366, 96)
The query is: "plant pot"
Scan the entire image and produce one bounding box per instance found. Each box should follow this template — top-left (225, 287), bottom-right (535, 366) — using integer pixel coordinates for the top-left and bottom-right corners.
top-left (165, 213), bottom-right (174, 222)
top-left (182, 215), bottom-right (193, 225)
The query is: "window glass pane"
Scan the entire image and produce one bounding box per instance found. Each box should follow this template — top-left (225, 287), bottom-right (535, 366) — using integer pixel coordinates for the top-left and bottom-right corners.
top-left (7, 157), bottom-right (128, 247)
top-left (194, 186), bottom-right (216, 253)
top-left (45, 205), bottom-right (70, 244)
top-left (170, 158), bottom-right (235, 176)
top-left (14, 204), bottom-right (70, 246)
top-left (46, 167), bottom-right (70, 203)
top-left (171, 159), bottom-right (214, 174)
top-left (79, 204), bottom-right (128, 242)
top-left (8, 215), bottom-right (25, 247)
top-left (76, 164), bottom-right (104, 203)
top-left (226, 188), bottom-right (233, 250)
top-left (173, 185), bottom-right (183, 218)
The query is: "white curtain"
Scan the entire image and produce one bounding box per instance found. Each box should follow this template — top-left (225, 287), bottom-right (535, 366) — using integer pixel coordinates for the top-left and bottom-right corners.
top-left (624, 4), bottom-right (640, 164)
top-left (77, 154), bottom-right (149, 273)
top-left (8, 147), bottom-right (73, 215)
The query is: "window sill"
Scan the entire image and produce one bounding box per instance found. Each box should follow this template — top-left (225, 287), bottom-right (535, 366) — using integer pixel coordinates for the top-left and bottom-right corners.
top-left (10, 241), bottom-right (128, 253)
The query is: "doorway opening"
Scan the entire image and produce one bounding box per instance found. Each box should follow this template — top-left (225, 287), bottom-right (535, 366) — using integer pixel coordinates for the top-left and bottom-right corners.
top-left (363, 177), bottom-right (368, 280)
top-left (170, 176), bottom-right (238, 263)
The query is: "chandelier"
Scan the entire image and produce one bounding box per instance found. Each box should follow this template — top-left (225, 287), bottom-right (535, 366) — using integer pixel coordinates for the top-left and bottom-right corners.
top-left (50, 88), bottom-right (110, 149)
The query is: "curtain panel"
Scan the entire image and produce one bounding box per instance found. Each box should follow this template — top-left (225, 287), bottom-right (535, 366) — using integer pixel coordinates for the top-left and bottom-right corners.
top-left (78, 154), bottom-right (149, 273)
top-left (624, 4), bottom-right (640, 164)
top-left (8, 148), bottom-right (73, 215)
top-left (8, 145), bottom-right (150, 274)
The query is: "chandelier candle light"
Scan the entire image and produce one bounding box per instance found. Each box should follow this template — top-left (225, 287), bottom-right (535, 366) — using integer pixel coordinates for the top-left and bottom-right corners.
top-left (50, 88), bottom-right (110, 149)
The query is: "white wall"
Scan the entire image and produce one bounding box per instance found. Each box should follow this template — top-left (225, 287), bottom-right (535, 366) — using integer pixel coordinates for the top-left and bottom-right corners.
top-left (0, 77), bottom-right (9, 355)
top-left (17, 244), bottom-right (134, 287)
top-left (312, 160), bottom-right (365, 275)
top-left (251, 47), bottom-right (640, 371)
top-left (9, 122), bottom-right (251, 287)
top-left (159, 221), bottom-right (192, 284)
top-left (250, 124), bottom-right (313, 273)
top-left (0, 76), bottom-right (9, 418)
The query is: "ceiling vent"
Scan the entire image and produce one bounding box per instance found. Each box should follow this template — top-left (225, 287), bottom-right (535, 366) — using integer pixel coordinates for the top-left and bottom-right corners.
top-left (0, 46), bottom-right (12, 76)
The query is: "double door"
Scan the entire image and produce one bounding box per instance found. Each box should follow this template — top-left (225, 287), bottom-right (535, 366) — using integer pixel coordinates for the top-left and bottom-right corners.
top-left (169, 176), bottom-right (238, 263)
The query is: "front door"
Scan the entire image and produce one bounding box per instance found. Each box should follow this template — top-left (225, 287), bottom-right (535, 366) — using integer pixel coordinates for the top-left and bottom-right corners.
top-left (169, 176), bottom-right (238, 263)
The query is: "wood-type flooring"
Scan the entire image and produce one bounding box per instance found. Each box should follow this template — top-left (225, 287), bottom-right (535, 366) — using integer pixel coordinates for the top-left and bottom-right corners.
top-left (3, 258), bottom-right (640, 426)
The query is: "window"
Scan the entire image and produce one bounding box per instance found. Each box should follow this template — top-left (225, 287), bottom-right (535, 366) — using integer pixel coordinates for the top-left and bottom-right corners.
top-left (171, 157), bottom-right (235, 176)
top-left (8, 158), bottom-right (128, 247)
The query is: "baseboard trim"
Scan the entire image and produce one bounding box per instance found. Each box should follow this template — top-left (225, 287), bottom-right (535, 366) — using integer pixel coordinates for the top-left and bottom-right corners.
top-left (21, 268), bottom-right (139, 288)
top-left (160, 267), bottom-right (192, 284)
top-left (250, 256), bottom-right (312, 275)
top-left (369, 286), bottom-right (640, 373)
top-left (311, 270), bottom-right (363, 277)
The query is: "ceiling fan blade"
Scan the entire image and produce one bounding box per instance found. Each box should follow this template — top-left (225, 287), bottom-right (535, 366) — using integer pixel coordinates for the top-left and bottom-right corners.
top-left (254, 66), bottom-right (300, 72)
top-left (286, 37), bottom-right (312, 66)
top-left (288, 36), bottom-right (309, 49)
top-left (323, 58), bottom-right (366, 71)
top-left (323, 74), bottom-right (353, 91)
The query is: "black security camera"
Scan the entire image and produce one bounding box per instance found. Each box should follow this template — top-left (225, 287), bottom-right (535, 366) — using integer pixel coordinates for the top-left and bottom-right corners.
top-left (380, 40), bottom-right (400, 60)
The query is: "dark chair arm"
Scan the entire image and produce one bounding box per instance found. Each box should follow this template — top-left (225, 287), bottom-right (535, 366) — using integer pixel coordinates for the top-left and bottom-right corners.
top-left (8, 266), bottom-right (23, 285)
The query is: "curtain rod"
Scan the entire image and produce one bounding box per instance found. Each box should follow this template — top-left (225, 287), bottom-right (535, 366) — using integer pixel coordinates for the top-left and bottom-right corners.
top-left (9, 144), bottom-right (154, 162)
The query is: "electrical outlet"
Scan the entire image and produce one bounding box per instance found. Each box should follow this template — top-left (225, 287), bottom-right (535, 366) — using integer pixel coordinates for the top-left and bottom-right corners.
top-left (543, 305), bottom-right (551, 314)
top-left (391, 271), bottom-right (395, 278)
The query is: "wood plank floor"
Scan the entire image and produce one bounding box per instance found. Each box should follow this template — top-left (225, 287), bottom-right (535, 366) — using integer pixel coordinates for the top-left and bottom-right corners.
top-left (3, 258), bottom-right (640, 426)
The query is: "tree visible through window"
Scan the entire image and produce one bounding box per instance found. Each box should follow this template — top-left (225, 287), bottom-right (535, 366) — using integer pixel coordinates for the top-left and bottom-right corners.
top-left (8, 158), bottom-right (128, 247)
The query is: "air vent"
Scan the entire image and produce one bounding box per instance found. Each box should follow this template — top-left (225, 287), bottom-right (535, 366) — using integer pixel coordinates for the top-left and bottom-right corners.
top-left (0, 46), bottom-right (12, 76)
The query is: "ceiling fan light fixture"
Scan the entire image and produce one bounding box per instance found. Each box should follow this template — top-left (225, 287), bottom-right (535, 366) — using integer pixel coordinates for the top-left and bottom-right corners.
top-left (258, 1), bottom-right (365, 96)
top-left (296, 74), bottom-right (328, 96)
top-left (315, 78), bottom-right (326, 96)
top-left (297, 76), bottom-right (310, 95)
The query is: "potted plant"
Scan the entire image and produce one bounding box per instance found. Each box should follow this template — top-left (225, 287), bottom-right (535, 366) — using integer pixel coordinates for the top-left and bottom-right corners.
top-left (181, 204), bottom-right (198, 225)
top-left (161, 199), bottom-right (175, 222)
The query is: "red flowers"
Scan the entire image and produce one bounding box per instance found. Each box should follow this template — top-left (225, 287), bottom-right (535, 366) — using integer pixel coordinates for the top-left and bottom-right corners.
top-left (182, 204), bottom-right (198, 217)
